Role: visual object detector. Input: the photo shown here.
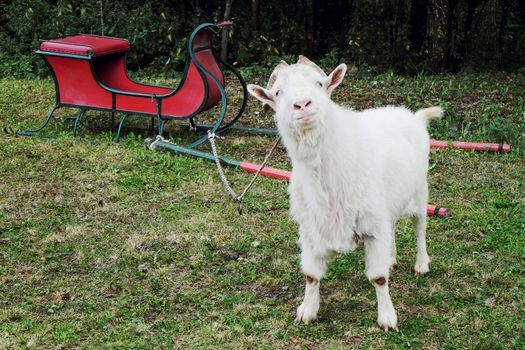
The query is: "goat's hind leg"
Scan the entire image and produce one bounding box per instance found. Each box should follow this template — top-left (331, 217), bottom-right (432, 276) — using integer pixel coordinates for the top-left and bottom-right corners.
top-left (413, 212), bottom-right (430, 275)
top-left (364, 234), bottom-right (398, 331)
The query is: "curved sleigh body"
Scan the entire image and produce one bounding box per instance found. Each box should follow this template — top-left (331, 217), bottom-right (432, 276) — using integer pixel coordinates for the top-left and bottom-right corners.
top-left (19, 22), bottom-right (246, 148)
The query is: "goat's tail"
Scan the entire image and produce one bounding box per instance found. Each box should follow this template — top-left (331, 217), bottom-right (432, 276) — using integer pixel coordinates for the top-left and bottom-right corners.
top-left (415, 106), bottom-right (444, 125)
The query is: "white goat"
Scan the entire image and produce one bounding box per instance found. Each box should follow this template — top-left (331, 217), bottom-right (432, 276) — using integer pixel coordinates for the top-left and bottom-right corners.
top-left (247, 56), bottom-right (442, 331)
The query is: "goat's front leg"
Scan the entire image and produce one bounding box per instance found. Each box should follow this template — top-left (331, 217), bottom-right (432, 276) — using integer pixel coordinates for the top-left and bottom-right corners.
top-left (295, 249), bottom-right (327, 324)
top-left (390, 236), bottom-right (397, 270)
top-left (364, 235), bottom-right (398, 331)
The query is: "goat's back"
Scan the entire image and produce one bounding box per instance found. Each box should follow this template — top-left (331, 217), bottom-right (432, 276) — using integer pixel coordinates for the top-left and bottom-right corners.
top-left (335, 105), bottom-right (431, 218)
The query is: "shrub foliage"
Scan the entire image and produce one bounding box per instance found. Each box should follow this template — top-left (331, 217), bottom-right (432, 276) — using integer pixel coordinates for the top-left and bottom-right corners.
top-left (0, 0), bottom-right (524, 76)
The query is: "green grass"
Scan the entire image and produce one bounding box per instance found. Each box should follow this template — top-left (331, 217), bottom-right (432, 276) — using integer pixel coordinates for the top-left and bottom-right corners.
top-left (0, 71), bottom-right (524, 349)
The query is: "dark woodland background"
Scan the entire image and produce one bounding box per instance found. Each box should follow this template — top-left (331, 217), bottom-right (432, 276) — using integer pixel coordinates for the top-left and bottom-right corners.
top-left (1, 0), bottom-right (524, 76)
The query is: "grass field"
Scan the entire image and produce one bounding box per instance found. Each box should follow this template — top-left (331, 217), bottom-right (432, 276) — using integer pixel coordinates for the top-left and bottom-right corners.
top-left (0, 70), bottom-right (524, 349)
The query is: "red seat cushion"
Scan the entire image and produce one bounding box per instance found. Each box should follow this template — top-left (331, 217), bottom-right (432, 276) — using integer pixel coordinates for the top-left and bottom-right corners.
top-left (40, 35), bottom-right (130, 57)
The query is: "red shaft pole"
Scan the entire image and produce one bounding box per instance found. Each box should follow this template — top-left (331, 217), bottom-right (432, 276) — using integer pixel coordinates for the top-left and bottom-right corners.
top-left (426, 205), bottom-right (451, 218)
top-left (239, 161), bottom-right (291, 180)
top-left (239, 162), bottom-right (450, 218)
top-left (430, 140), bottom-right (511, 152)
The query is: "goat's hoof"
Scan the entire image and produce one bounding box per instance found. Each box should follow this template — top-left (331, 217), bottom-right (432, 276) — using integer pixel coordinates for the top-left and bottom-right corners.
top-left (377, 310), bottom-right (398, 332)
top-left (414, 260), bottom-right (430, 275)
top-left (381, 324), bottom-right (399, 332)
top-left (295, 302), bottom-right (318, 325)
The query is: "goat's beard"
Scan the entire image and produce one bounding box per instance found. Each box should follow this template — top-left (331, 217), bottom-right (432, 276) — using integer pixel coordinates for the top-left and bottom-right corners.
top-left (276, 117), bottom-right (324, 163)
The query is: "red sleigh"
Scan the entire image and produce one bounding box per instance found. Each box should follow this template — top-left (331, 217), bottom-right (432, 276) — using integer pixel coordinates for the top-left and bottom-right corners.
top-left (13, 22), bottom-right (246, 148)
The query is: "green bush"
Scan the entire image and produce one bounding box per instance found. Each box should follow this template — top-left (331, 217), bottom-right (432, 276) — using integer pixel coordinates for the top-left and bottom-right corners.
top-left (1, 0), bottom-right (524, 77)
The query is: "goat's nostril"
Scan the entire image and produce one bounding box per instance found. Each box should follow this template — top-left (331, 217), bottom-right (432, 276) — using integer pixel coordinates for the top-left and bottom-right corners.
top-left (294, 100), bottom-right (312, 110)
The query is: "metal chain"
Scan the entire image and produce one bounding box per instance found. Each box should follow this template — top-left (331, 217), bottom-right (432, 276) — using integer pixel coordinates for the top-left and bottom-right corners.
top-left (147, 135), bottom-right (165, 150)
top-left (208, 131), bottom-right (239, 200)
top-left (207, 130), bottom-right (282, 214)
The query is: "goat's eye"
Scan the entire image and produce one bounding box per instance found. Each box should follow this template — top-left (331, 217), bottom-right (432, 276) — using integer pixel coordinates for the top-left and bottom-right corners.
top-left (317, 81), bottom-right (323, 87)
top-left (275, 90), bottom-right (281, 97)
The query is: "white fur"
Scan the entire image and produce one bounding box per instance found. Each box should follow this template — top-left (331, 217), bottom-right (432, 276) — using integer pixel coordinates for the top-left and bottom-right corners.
top-left (294, 278), bottom-right (320, 324)
top-left (247, 58), bottom-right (442, 331)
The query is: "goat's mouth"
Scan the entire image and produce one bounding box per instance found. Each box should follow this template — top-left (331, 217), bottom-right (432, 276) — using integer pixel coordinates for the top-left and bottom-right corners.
top-left (294, 112), bottom-right (317, 124)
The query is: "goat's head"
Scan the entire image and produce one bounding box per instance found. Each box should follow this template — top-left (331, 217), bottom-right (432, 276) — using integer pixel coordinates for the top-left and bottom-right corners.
top-left (248, 56), bottom-right (347, 132)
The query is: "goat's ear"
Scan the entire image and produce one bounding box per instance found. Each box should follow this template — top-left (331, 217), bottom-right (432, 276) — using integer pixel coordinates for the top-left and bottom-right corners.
top-left (247, 84), bottom-right (276, 111)
top-left (325, 64), bottom-right (347, 96)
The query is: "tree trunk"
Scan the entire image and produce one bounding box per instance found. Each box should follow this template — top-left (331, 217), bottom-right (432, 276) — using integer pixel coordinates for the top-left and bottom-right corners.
top-left (458, 0), bottom-right (480, 62)
top-left (250, 0), bottom-right (258, 35)
top-left (410, 0), bottom-right (428, 51)
top-left (305, 0), bottom-right (321, 57)
top-left (221, 0), bottom-right (233, 61)
top-left (428, 0), bottom-right (453, 71)
top-left (443, 0), bottom-right (458, 71)
top-left (498, 0), bottom-right (510, 44)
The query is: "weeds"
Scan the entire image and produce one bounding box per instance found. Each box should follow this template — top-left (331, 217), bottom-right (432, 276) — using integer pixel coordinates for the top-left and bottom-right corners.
top-left (0, 72), bottom-right (523, 349)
